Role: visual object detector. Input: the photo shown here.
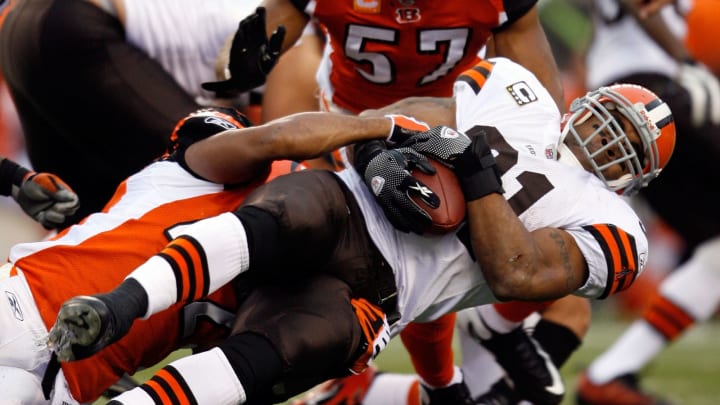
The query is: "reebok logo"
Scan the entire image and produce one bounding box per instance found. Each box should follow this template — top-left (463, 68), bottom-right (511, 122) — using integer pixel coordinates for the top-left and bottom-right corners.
top-left (409, 182), bottom-right (434, 198)
top-left (371, 176), bottom-right (386, 196)
top-left (440, 127), bottom-right (460, 139)
top-left (5, 291), bottom-right (24, 321)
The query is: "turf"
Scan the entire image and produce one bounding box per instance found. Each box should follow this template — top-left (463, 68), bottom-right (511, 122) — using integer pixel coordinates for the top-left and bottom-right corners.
top-left (94, 317), bottom-right (720, 405)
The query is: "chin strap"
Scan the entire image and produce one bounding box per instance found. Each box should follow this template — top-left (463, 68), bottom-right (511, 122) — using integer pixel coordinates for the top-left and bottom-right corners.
top-left (556, 143), bottom-right (583, 169)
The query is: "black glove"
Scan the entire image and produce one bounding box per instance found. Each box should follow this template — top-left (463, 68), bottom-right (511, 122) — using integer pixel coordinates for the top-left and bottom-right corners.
top-left (1, 157), bottom-right (79, 229)
top-left (15, 173), bottom-right (80, 229)
top-left (402, 126), bottom-right (504, 201)
top-left (354, 140), bottom-right (439, 234)
top-left (202, 7), bottom-right (286, 95)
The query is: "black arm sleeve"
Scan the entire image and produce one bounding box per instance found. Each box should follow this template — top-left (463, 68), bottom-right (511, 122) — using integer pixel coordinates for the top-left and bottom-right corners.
top-left (493, 0), bottom-right (538, 33)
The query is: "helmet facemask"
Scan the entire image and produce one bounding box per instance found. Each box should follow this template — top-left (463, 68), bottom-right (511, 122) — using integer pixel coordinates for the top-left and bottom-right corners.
top-left (558, 86), bottom-right (671, 196)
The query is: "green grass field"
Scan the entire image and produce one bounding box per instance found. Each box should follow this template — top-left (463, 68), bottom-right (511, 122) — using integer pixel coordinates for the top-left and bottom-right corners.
top-left (96, 315), bottom-right (720, 405)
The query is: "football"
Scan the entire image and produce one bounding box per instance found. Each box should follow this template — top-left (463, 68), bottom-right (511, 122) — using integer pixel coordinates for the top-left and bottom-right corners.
top-left (410, 158), bottom-right (466, 234)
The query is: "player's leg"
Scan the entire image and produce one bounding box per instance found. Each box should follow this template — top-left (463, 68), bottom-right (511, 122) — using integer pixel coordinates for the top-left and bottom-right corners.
top-left (104, 273), bottom-right (388, 404)
top-left (577, 236), bottom-right (720, 405)
top-left (49, 170), bottom-right (349, 361)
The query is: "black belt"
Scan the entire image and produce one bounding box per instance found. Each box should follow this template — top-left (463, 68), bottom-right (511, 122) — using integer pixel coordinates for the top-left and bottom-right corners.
top-left (41, 352), bottom-right (61, 400)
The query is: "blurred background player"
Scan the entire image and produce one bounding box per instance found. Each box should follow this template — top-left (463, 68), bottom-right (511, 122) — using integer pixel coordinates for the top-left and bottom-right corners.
top-left (0, 0), bottom-right (264, 226)
top-left (573, 0), bottom-right (720, 404)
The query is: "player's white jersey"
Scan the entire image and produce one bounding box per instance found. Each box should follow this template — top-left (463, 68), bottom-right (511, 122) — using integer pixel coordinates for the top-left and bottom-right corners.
top-left (338, 57), bottom-right (649, 333)
top-left (585, 0), bottom-right (689, 88)
top-left (122, 0), bottom-right (261, 101)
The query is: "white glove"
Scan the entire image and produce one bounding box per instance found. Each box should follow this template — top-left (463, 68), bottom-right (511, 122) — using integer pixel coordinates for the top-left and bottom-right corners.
top-left (676, 61), bottom-right (720, 127)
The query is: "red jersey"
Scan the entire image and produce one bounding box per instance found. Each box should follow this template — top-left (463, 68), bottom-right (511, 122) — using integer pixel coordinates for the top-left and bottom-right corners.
top-left (297, 0), bottom-right (536, 112)
top-left (9, 159), bottom-right (301, 402)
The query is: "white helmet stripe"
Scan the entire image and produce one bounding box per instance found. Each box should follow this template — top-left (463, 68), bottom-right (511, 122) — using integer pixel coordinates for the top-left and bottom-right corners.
top-left (647, 101), bottom-right (673, 129)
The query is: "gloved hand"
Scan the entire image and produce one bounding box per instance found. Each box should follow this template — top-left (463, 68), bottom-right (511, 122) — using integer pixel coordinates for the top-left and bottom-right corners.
top-left (385, 114), bottom-right (431, 145)
top-left (402, 126), bottom-right (504, 201)
top-left (349, 299), bottom-right (390, 375)
top-left (354, 140), bottom-right (439, 234)
top-left (419, 368), bottom-right (476, 405)
top-left (13, 172), bottom-right (80, 229)
top-left (676, 60), bottom-right (720, 127)
top-left (202, 7), bottom-right (286, 95)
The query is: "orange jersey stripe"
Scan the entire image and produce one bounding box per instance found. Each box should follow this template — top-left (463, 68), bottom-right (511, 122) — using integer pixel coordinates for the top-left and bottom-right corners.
top-left (143, 378), bottom-right (175, 405)
top-left (154, 368), bottom-right (193, 405)
top-left (457, 60), bottom-right (496, 94)
top-left (583, 224), bottom-right (639, 298)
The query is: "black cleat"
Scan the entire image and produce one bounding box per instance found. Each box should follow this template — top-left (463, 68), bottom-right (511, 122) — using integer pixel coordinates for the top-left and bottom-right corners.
top-left (421, 378), bottom-right (476, 405)
top-left (474, 377), bottom-right (521, 405)
top-left (465, 314), bottom-right (565, 405)
top-left (48, 295), bottom-right (127, 362)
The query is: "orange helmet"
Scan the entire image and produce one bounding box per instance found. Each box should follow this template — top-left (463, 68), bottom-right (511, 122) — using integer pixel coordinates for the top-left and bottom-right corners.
top-left (560, 84), bottom-right (676, 195)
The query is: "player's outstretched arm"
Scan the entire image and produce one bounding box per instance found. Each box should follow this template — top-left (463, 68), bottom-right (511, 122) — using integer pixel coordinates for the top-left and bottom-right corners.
top-left (184, 112), bottom-right (393, 184)
top-left (491, 5), bottom-right (566, 113)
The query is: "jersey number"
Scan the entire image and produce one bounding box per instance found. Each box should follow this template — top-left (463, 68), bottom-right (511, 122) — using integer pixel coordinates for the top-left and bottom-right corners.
top-left (456, 125), bottom-right (554, 257)
top-left (467, 125), bottom-right (554, 216)
top-left (345, 25), bottom-right (470, 86)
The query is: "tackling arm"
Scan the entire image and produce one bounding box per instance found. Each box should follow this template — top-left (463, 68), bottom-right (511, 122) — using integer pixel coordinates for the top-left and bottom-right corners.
top-left (359, 96), bottom-right (457, 127)
top-left (491, 5), bottom-right (566, 113)
top-left (465, 194), bottom-right (589, 301)
top-left (184, 112), bottom-right (392, 184)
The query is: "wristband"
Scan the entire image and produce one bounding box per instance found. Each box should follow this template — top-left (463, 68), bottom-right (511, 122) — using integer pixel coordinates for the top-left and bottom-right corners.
top-left (385, 114), bottom-right (430, 145)
top-left (353, 140), bottom-right (387, 175)
top-left (0, 157), bottom-right (32, 196)
top-left (454, 136), bottom-right (504, 201)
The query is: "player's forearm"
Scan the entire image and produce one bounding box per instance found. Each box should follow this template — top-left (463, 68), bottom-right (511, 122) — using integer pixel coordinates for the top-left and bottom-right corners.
top-left (359, 96), bottom-right (456, 127)
top-left (631, 9), bottom-right (691, 62)
top-left (186, 112), bottom-right (391, 184)
top-left (265, 112), bottom-right (392, 161)
top-left (467, 194), bottom-right (588, 300)
top-left (466, 194), bottom-right (550, 301)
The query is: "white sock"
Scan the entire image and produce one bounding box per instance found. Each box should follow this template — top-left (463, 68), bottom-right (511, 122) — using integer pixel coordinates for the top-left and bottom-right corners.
top-left (111, 348), bottom-right (246, 404)
top-left (587, 321), bottom-right (665, 384)
top-left (363, 373), bottom-right (418, 405)
top-left (128, 212), bottom-right (250, 317)
top-left (660, 241), bottom-right (720, 321)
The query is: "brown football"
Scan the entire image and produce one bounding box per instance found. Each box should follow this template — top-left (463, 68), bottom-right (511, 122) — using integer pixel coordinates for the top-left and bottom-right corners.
top-left (410, 158), bottom-right (466, 234)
